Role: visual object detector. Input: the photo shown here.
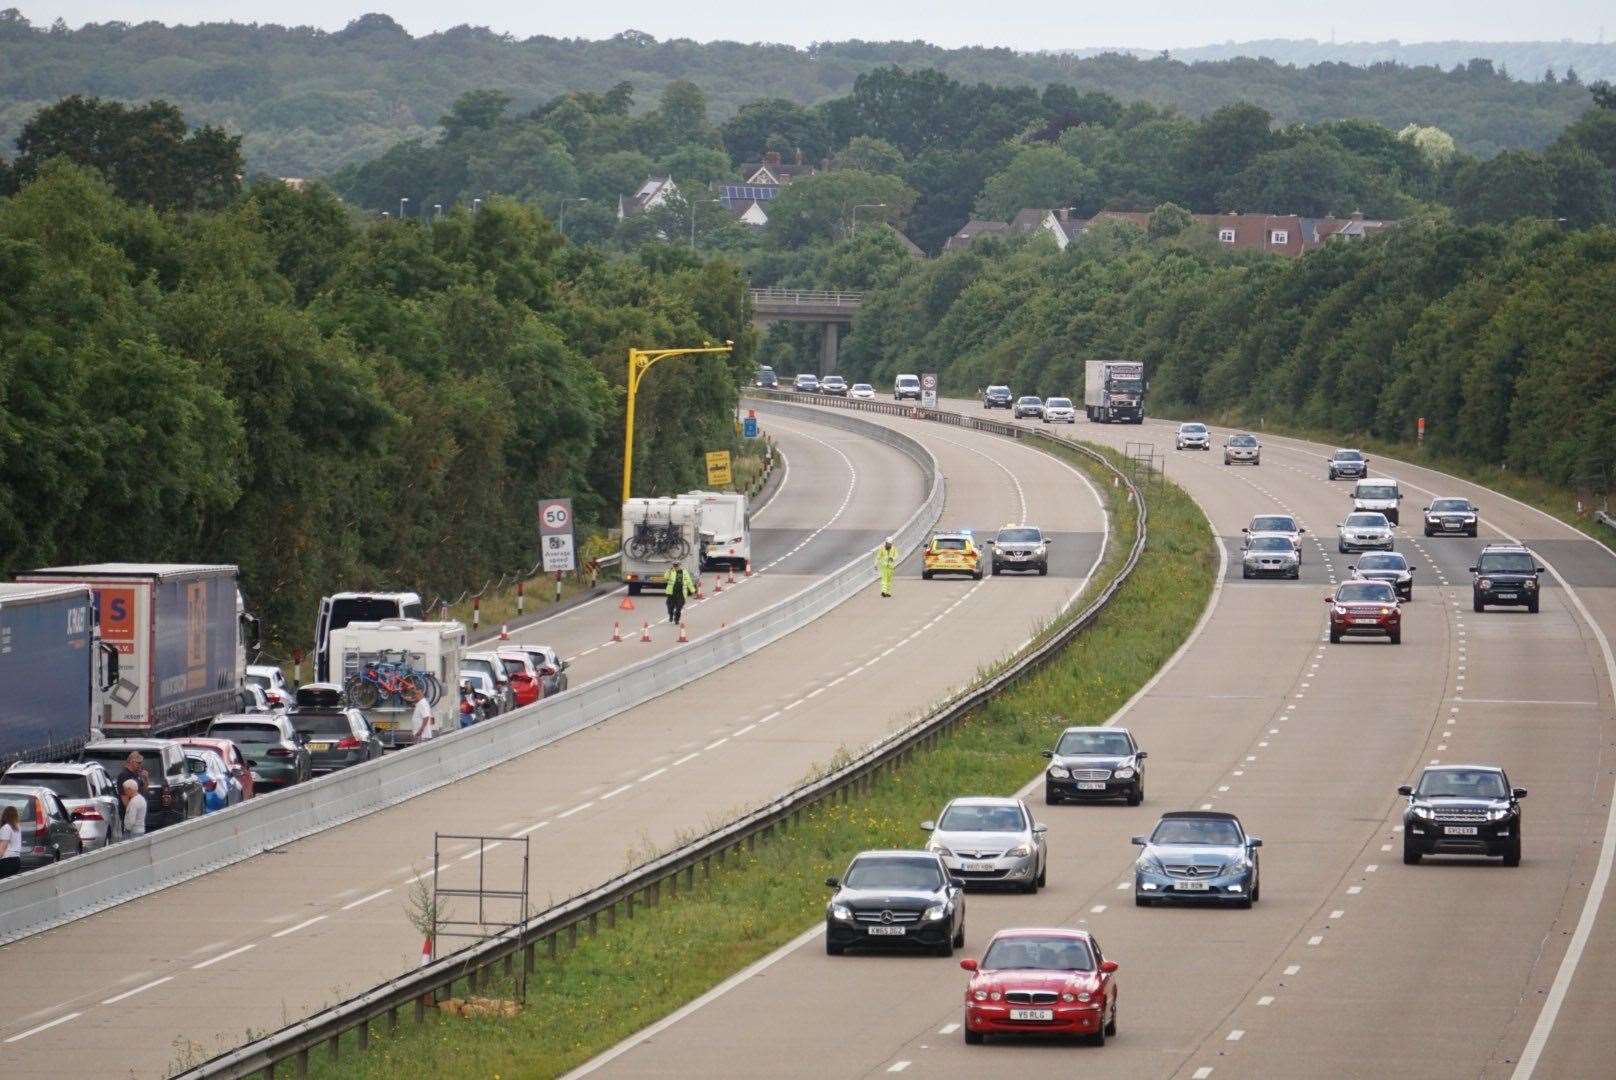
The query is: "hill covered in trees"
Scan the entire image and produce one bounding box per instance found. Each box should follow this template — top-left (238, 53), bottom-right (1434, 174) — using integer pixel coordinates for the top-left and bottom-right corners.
top-left (1147, 39), bottom-right (1616, 84)
top-left (0, 10), bottom-right (1598, 177)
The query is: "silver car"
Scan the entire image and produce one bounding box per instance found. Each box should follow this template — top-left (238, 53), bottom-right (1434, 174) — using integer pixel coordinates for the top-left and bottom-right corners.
top-left (1175, 422), bottom-right (1211, 450)
top-left (1223, 433), bottom-right (1261, 465)
top-left (1134, 810), bottom-right (1262, 908)
top-left (1243, 514), bottom-right (1305, 565)
top-left (922, 796), bottom-right (1048, 893)
top-left (1242, 536), bottom-right (1300, 579)
top-left (1041, 397), bottom-right (1077, 423)
top-left (1338, 511), bottom-right (1395, 553)
top-left (0, 761), bottom-right (124, 849)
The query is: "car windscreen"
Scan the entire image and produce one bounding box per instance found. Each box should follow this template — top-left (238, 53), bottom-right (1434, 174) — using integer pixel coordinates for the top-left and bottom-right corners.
top-left (1357, 554), bottom-right (1406, 570)
top-left (1046, 398), bottom-right (1072, 408)
top-left (184, 755), bottom-right (222, 777)
top-left (1229, 435), bottom-right (1257, 446)
top-left (1479, 553), bottom-right (1536, 573)
top-left (1151, 818), bottom-right (1242, 846)
top-left (1418, 770), bottom-right (1509, 798)
top-left (244, 674), bottom-right (271, 691)
top-left (499, 657), bottom-right (531, 676)
top-left (459, 671), bottom-right (493, 690)
top-left (896, 376), bottom-right (919, 386)
top-left (208, 724), bottom-right (282, 745)
top-left (1345, 514), bottom-right (1387, 527)
top-left (1336, 582), bottom-right (1395, 603)
top-left (996, 528), bottom-right (1042, 544)
top-left (1247, 537), bottom-right (1294, 552)
top-left (1056, 730), bottom-right (1134, 756)
top-left (982, 935), bottom-right (1094, 972)
top-left (938, 804), bottom-right (1025, 832)
top-left (1333, 450), bottom-right (1364, 461)
top-left (1017, 397), bottom-right (1041, 405)
top-left (1430, 499), bottom-right (1470, 512)
top-left (83, 749), bottom-right (160, 776)
top-left (3, 773), bottom-right (89, 799)
top-left (0, 793), bottom-right (40, 825)
top-left (292, 714), bottom-right (353, 736)
top-left (328, 597), bottom-right (403, 633)
top-left (933, 538), bottom-right (968, 551)
top-left (1181, 424), bottom-right (1207, 433)
top-left (852, 384), bottom-right (872, 392)
top-left (462, 658), bottom-right (500, 682)
top-left (1250, 517), bottom-right (1296, 533)
top-left (843, 857), bottom-right (943, 890)
top-left (1357, 485), bottom-right (1397, 500)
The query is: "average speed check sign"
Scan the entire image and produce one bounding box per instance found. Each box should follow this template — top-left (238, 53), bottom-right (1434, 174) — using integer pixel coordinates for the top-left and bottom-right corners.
top-left (538, 498), bottom-right (576, 573)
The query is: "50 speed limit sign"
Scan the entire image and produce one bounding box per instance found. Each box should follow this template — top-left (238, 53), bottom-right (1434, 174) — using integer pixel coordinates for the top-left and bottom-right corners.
top-left (538, 498), bottom-right (576, 572)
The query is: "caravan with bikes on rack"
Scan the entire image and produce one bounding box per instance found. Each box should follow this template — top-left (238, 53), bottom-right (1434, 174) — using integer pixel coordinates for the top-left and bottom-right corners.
top-left (620, 496), bottom-right (705, 596)
top-left (324, 618), bottom-right (465, 748)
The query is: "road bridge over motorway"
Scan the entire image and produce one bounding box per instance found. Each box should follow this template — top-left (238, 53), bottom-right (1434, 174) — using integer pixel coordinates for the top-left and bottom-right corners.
top-left (748, 288), bottom-right (864, 376)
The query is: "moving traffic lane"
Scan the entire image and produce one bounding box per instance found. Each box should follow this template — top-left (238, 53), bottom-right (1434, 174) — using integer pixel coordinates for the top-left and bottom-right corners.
top-left (581, 396), bottom-right (1614, 1080)
top-left (0, 408), bottom-right (1108, 1079)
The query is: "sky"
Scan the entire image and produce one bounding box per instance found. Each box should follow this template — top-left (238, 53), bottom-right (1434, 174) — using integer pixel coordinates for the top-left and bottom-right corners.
top-left (13, 1), bottom-right (1613, 50)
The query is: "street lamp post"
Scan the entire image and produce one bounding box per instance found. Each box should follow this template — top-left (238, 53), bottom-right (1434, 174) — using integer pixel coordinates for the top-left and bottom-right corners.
top-left (399, 196), bottom-right (409, 220)
top-left (472, 198), bottom-right (483, 214)
top-left (850, 202), bottom-right (887, 239)
top-left (622, 343), bottom-right (735, 504)
top-left (559, 197), bottom-right (589, 236)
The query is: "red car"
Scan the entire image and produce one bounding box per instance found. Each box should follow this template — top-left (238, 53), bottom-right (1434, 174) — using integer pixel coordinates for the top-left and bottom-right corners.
top-left (176, 737), bottom-right (255, 801)
top-left (497, 649), bottom-right (543, 706)
top-left (1324, 579), bottom-right (1402, 644)
top-left (960, 928), bottom-right (1119, 1046)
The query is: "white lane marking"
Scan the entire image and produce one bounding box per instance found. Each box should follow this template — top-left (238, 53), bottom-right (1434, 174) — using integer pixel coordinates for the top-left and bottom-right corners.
top-left (1365, 864), bottom-right (1379, 873)
top-left (601, 784), bottom-right (633, 800)
top-left (1284, 965), bottom-right (1301, 976)
top-left (1090, 904), bottom-right (1107, 914)
top-left (1330, 910), bottom-right (1345, 920)
top-left (757, 711), bottom-right (782, 724)
top-left (193, 943), bottom-right (258, 969)
top-left (1347, 886), bottom-right (1363, 895)
top-left (272, 916), bottom-right (327, 939)
top-left (1200, 803), bottom-right (1214, 810)
top-left (938, 1023), bottom-right (960, 1035)
top-left (101, 976), bottom-right (174, 1005)
top-left (341, 889), bottom-right (392, 911)
top-left (512, 820), bottom-right (550, 837)
top-left (704, 738), bottom-right (729, 751)
top-left (888, 1063), bottom-right (911, 1073)
top-left (1257, 995), bottom-right (1275, 1006)
top-left (557, 802), bottom-right (594, 819)
top-left (671, 752), bottom-right (700, 767)
top-left (1308, 935), bottom-right (1324, 946)
top-left (783, 699), bottom-right (805, 711)
top-left (1227, 1029), bottom-right (1245, 1041)
top-left (638, 768), bottom-right (667, 782)
top-left (1116, 881), bottom-right (1130, 890)
top-left (404, 868), bottom-right (437, 884)
top-left (5, 1012), bottom-right (82, 1043)
top-left (733, 723), bottom-right (757, 736)
top-left (1193, 1069), bottom-right (1215, 1080)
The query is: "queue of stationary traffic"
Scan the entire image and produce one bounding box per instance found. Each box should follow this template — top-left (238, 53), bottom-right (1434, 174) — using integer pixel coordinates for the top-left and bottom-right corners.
top-left (803, 405), bottom-right (1537, 1052)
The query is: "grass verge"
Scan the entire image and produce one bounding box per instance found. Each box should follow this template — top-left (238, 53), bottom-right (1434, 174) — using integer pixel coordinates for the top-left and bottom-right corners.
top-left (295, 444), bottom-right (1215, 1080)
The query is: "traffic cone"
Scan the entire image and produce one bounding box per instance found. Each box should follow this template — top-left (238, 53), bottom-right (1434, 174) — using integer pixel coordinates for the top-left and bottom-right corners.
top-left (420, 937), bottom-right (433, 967)
top-left (678, 622), bottom-right (689, 643)
top-left (619, 593), bottom-right (635, 611)
top-left (498, 623), bottom-right (509, 641)
top-left (744, 561), bottom-right (753, 577)
top-left (640, 621), bottom-right (652, 642)
top-left (612, 621), bottom-right (623, 642)
top-left (728, 566), bottom-right (738, 584)
top-left (713, 574), bottom-right (723, 594)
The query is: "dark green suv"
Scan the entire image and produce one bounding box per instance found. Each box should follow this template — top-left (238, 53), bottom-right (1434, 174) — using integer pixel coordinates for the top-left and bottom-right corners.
top-left (1470, 545), bottom-right (1544, 613)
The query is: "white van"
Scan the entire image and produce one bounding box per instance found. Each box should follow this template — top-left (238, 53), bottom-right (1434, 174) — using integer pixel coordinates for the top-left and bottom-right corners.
top-left (314, 591), bottom-right (424, 681)
top-left (1351, 478), bottom-right (1403, 524)
top-left (684, 490), bottom-right (752, 571)
top-left (894, 374), bottom-right (921, 401)
top-left (326, 618), bottom-right (465, 747)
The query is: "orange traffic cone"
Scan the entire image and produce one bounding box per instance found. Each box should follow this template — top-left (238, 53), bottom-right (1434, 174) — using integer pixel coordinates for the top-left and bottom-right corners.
top-left (612, 621), bottom-right (623, 642)
top-left (678, 622), bottom-right (689, 643)
top-left (640, 621), bottom-right (652, 642)
top-left (744, 561), bottom-right (753, 577)
top-left (498, 623), bottom-right (509, 641)
top-left (713, 575), bottom-right (723, 594)
top-left (619, 593), bottom-right (635, 611)
top-left (728, 566), bottom-right (738, 584)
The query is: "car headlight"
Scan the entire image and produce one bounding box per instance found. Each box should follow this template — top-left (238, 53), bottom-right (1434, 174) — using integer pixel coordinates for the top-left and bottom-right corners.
top-left (1061, 992), bottom-right (1076, 1003)
top-left (1048, 766), bottom-right (1070, 779)
top-left (1412, 806), bottom-right (1434, 820)
top-left (974, 989), bottom-right (989, 1001)
top-left (1426, 515), bottom-right (1439, 524)
top-left (990, 991), bottom-right (1002, 1001)
top-left (926, 841), bottom-right (954, 857)
top-left (1075, 992), bottom-right (1092, 1003)
top-left (1138, 854), bottom-right (1165, 875)
top-left (1478, 578), bottom-right (1492, 590)
top-left (1524, 579), bottom-right (1538, 589)
top-left (924, 903), bottom-right (949, 921)
top-left (1113, 767), bottom-right (1135, 780)
top-left (831, 904), bottom-right (851, 921)
top-left (1488, 807), bottom-right (1514, 821)
top-left (1006, 844), bottom-right (1032, 858)
top-left (1380, 607), bottom-right (1394, 615)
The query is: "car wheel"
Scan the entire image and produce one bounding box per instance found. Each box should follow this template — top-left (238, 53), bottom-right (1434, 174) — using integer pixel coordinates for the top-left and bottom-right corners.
top-left (1288, 567), bottom-right (1300, 580)
top-left (972, 570), bottom-right (983, 580)
top-left (1503, 835), bottom-right (1522, 867)
top-left (1242, 566), bottom-right (1252, 579)
top-left (1090, 1017), bottom-right (1107, 1047)
top-left (1389, 628), bottom-right (1401, 644)
top-left (922, 570), bottom-right (933, 580)
top-left (1126, 782), bottom-right (1143, 807)
top-left (936, 938), bottom-right (954, 957)
top-left (1037, 861), bottom-right (1047, 888)
top-left (1329, 627), bottom-right (1341, 644)
top-left (1254, 456), bottom-right (1260, 465)
top-left (1424, 528), bottom-right (1433, 537)
top-left (1251, 876), bottom-right (1260, 903)
top-left (1338, 542), bottom-right (1347, 553)
top-left (954, 922), bottom-right (965, 948)
top-left (1528, 597), bottom-right (1540, 614)
top-left (991, 564), bottom-right (1001, 576)
top-left (826, 938), bottom-right (844, 956)
top-left (1021, 876), bottom-right (1037, 895)
top-left (1134, 893), bottom-right (1152, 907)
top-left (964, 1026), bottom-right (984, 1045)
top-left (1104, 999), bottom-right (1118, 1037)
top-left (1467, 527), bottom-right (1478, 538)
top-left (1403, 837), bottom-right (1422, 865)
top-left (1473, 597), bottom-right (1485, 613)
top-left (1044, 787), bottom-right (1059, 806)
top-left (1037, 564), bottom-right (1047, 576)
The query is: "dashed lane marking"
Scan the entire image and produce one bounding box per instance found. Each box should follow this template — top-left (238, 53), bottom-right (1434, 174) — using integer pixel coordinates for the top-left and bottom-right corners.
top-left (101, 977), bottom-right (173, 1005)
top-left (272, 916), bottom-right (327, 938)
top-left (193, 943), bottom-right (258, 969)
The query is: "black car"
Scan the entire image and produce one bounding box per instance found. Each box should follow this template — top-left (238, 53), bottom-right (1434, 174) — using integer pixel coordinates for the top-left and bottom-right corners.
top-left (0, 785), bottom-right (84, 868)
top-left (1043, 726), bottom-right (1146, 805)
top-left (1400, 765), bottom-right (1525, 865)
top-left (983, 385), bottom-right (1013, 409)
top-left (80, 739), bottom-right (205, 829)
top-left (754, 366), bottom-right (778, 389)
top-left (289, 684), bottom-right (385, 774)
top-left (1422, 496), bottom-right (1479, 537)
top-left (1351, 552), bottom-right (1415, 600)
top-left (1327, 448), bottom-right (1369, 480)
top-left (825, 850), bottom-right (966, 957)
top-left (1470, 544), bottom-right (1544, 613)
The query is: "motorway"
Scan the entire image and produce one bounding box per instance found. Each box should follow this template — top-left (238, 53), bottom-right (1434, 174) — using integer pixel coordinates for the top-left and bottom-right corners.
top-left (0, 407), bottom-right (1108, 1077)
top-left (579, 402), bottom-right (1616, 1080)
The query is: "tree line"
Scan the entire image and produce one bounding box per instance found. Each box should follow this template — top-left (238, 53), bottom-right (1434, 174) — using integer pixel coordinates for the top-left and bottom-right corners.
top-left (0, 11), bottom-right (1599, 178)
top-left (0, 101), bottom-right (754, 643)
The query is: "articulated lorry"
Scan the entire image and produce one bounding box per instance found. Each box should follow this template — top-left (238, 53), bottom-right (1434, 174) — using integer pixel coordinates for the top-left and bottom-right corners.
top-left (0, 583), bottom-right (119, 766)
top-left (1084, 359), bottom-right (1146, 423)
top-left (14, 564), bottom-right (255, 738)
top-left (621, 497), bottom-right (704, 595)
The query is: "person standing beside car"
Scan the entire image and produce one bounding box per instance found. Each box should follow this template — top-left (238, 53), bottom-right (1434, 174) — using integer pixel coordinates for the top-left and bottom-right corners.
top-left (121, 779), bottom-right (146, 837)
top-left (413, 694), bottom-right (438, 743)
top-left (116, 750), bottom-right (147, 796)
top-left (0, 806), bottom-right (22, 879)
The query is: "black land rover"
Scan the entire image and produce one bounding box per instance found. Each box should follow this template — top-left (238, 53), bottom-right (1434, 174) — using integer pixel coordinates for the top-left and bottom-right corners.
top-left (1470, 544), bottom-right (1544, 613)
top-left (1400, 765), bottom-right (1525, 865)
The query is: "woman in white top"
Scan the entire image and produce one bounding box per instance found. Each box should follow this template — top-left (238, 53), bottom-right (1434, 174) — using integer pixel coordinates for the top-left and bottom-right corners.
top-left (0, 805), bottom-right (22, 879)
top-left (121, 779), bottom-right (147, 837)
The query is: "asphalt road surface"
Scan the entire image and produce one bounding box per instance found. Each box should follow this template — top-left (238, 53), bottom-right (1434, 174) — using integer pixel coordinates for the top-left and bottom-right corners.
top-left (0, 408), bottom-right (1107, 1077)
top-left (577, 403), bottom-right (1616, 1080)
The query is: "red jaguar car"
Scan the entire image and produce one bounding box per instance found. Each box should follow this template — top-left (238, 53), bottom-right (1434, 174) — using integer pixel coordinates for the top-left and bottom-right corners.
top-left (1324, 579), bottom-right (1402, 644)
top-left (960, 928), bottom-right (1119, 1045)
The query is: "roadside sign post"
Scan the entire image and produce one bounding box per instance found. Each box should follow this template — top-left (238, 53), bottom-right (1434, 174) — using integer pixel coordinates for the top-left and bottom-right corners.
top-left (1417, 416), bottom-right (1426, 444)
top-left (706, 450), bottom-right (733, 487)
top-left (921, 372), bottom-right (938, 411)
top-left (742, 411), bottom-right (759, 439)
top-left (539, 500), bottom-right (577, 588)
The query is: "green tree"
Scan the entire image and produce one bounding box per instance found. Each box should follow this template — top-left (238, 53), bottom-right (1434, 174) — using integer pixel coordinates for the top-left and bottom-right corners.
top-left (765, 169), bottom-right (917, 248)
top-left (661, 143), bottom-right (732, 185)
top-left (1547, 143), bottom-right (1614, 227)
top-left (1452, 151), bottom-right (1557, 224)
top-left (439, 90), bottom-right (511, 142)
top-left (1147, 201), bottom-right (1193, 238)
top-left (837, 136), bottom-right (905, 176)
top-left (974, 145), bottom-right (1096, 220)
top-left (719, 98), bottom-right (829, 162)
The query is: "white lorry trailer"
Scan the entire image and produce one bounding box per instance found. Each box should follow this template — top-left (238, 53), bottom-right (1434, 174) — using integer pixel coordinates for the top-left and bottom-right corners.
top-left (621, 497), bottom-right (704, 595)
top-left (325, 618), bottom-right (466, 747)
top-left (683, 490), bottom-right (752, 571)
top-left (1084, 359), bottom-right (1146, 423)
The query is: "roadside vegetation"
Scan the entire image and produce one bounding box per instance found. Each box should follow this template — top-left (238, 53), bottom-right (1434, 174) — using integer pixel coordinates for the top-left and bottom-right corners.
top-left (292, 442), bottom-right (1213, 1079)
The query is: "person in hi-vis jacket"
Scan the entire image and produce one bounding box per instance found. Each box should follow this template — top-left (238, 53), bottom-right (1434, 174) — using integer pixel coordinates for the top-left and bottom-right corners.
top-left (875, 539), bottom-right (898, 598)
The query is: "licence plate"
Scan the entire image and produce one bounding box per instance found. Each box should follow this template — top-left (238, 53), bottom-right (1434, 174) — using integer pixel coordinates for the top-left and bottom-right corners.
top-left (866, 926), bottom-right (906, 936)
top-left (964, 861), bottom-right (996, 872)
top-left (1496, 592), bottom-right (1517, 600)
top-left (373, 719), bottom-right (396, 731)
top-left (1076, 781), bottom-right (1107, 790)
top-left (1444, 826), bottom-right (1479, 836)
top-left (1444, 522), bottom-right (1462, 529)
top-left (1010, 1009), bottom-right (1054, 1021)
top-left (1352, 617), bottom-right (1380, 624)
top-left (310, 742), bottom-right (332, 752)
top-left (1173, 880), bottom-right (1211, 891)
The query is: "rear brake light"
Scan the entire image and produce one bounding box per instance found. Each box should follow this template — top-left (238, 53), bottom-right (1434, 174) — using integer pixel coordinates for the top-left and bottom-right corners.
top-left (267, 747), bottom-right (293, 758)
top-left (71, 807), bottom-right (104, 821)
top-left (35, 800), bottom-right (46, 830)
top-left (335, 736), bottom-right (363, 750)
top-left (203, 779), bottom-right (216, 791)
